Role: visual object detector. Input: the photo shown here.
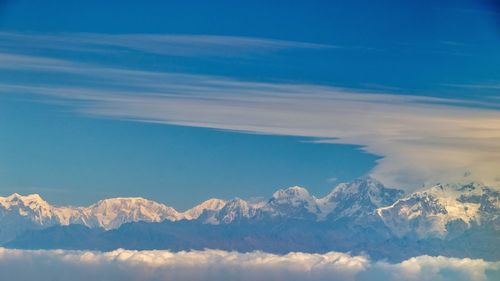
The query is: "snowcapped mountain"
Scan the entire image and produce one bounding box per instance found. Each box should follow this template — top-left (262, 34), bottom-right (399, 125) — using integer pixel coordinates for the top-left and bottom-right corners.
top-left (1, 177), bottom-right (498, 245)
top-left (199, 177), bottom-right (403, 223)
top-left (211, 198), bottom-right (258, 224)
top-left (0, 193), bottom-right (82, 243)
top-left (82, 197), bottom-right (181, 229)
top-left (376, 182), bottom-right (499, 239)
top-left (0, 194), bottom-right (182, 242)
top-left (199, 187), bottom-right (321, 224)
top-left (182, 198), bottom-right (227, 220)
top-left (317, 177), bottom-right (404, 220)
top-left (0, 193), bottom-right (77, 225)
top-left (263, 186), bottom-right (320, 220)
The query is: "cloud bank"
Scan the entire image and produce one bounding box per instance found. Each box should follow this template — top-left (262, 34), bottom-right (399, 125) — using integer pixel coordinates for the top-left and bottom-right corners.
top-left (1, 33), bottom-right (500, 189)
top-left (0, 248), bottom-right (498, 281)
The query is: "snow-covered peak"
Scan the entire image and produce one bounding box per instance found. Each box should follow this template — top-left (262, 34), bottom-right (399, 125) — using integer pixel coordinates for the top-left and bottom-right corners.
top-left (0, 193), bottom-right (55, 223)
top-left (272, 186), bottom-right (310, 199)
top-left (90, 197), bottom-right (164, 209)
top-left (85, 197), bottom-right (181, 230)
top-left (181, 198), bottom-right (226, 220)
top-left (0, 193), bottom-right (183, 242)
top-left (0, 193), bottom-right (82, 243)
top-left (221, 198), bottom-right (251, 213)
top-left (317, 177), bottom-right (403, 219)
top-left (376, 182), bottom-right (497, 239)
top-left (325, 177), bottom-right (392, 199)
top-left (1, 179), bottom-right (496, 244)
top-left (267, 186), bottom-right (319, 216)
top-left (213, 198), bottom-right (257, 224)
top-left (0, 193), bottom-right (49, 208)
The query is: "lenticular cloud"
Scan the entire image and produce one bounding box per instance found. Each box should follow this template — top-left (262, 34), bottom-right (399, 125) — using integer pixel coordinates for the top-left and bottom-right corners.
top-left (0, 248), bottom-right (498, 281)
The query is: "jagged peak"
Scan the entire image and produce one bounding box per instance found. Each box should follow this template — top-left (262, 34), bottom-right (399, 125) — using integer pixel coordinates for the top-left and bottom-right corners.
top-left (268, 186), bottom-right (319, 216)
top-left (5, 192), bottom-right (21, 199)
top-left (224, 197), bottom-right (249, 207)
top-left (272, 186), bottom-right (313, 200)
top-left (316, 177), bottom-right (404, 219)
top-left (93, 196), bottom-right (155, 203)
top-left (4, 193), bottom-right (44, 201)
top-left (197, 198), bottom-right (227, 206)
top-left (323, 176), bottom-right (392, 201)
top-left (182, 198), bottom-right (226, 220)
top-left (218, 198), bottom-right (254, 214)
top-left (1, 193), bottom-right (48, 207)
top-left (213, 197), bottom-right (257, 224)
top-left (89, 197), bottom-right (173, 209)
top-left (375, 180), bottom-right (500, 239)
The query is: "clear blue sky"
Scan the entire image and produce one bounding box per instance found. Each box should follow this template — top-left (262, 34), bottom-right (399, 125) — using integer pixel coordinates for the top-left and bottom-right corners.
top-left (0, 0), bottom-right (499, 209)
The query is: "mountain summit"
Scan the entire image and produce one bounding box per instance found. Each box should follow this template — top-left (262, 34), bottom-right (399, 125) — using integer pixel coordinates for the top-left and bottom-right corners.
top-left (377, 182), bottom-right (499, 238)
top-left (1, 178), bottom-right (498, 250)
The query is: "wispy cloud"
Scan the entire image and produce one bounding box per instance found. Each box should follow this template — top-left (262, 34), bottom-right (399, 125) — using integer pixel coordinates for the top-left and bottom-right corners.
top-left (1, 50), bottom-right (500, 189)
top-left (0, 248), bottom-right (497, 281)
top-left (444, 82), bottom-right (500, 90)
top-left (0, 32), bottom-right (332, 58)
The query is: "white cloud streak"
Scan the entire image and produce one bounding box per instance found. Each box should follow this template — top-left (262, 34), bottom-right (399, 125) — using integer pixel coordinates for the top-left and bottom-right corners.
top-left (0, 248), bottom-right (498, 281)
top-left (1, 49), bottom-right (500, 190)
top-left (0, 32), bottom-right (332, 58)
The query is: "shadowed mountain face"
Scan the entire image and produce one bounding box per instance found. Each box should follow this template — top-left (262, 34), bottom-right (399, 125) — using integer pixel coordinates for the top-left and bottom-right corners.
top-left (7, 216), bottom-right (499, 262)
top-left (2, 177), bottom-right (499, 262)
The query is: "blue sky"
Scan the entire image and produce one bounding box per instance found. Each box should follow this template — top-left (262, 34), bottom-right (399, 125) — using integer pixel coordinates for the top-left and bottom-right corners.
top-left (0, 0), bottom-right (499, 208)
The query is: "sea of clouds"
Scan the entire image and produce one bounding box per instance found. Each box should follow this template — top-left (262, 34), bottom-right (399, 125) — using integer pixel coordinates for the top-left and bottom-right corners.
top-left (0, 248), bottom-right (498, 281)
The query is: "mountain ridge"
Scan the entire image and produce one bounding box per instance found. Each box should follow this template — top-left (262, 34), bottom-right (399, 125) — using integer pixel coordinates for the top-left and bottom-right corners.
top-left (1, 177), bottom-right (498, 247)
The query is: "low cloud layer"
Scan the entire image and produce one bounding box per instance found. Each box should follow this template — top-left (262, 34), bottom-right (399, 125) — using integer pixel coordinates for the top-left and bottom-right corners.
top-left (0, 248), bottom-right (498, 281)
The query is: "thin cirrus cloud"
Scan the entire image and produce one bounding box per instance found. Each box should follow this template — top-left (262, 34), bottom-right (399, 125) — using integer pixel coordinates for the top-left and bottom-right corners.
top-left (0, 248), bottom-right (498, 281)
top-left (1, 49), bottom-right (500, 190)
top-left (0, 32), bottom-right (333, 58)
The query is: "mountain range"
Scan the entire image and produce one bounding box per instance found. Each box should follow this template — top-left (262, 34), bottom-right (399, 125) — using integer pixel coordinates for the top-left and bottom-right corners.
top-left (1, 177), bottom-right (498, 261)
